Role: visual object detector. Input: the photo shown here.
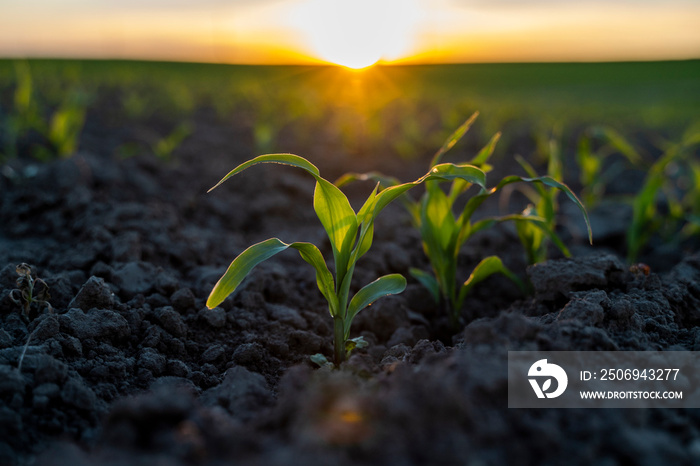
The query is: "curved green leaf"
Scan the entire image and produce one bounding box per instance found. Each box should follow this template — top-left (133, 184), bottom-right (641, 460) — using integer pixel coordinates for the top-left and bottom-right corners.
top-left (470, 213), bottom-right (545, 237)
top-left (409, 268), bottom-right (440, 303)
top-left (334, 171), bottom-right (400, 189)
top-left (430, 111), bottom-right (479, 167)
top-left (208, 153), bottom-right (320, 192)
top-left (369, 163), bottom-right (486, 221)
top-left (345, 274), bottom-right (407, 336)
top-left (426, 163), bottom-right (487, 188)
top-left (591, 126), bottom-right (643, 165)
top-left (470, 131), bottom-right (501, 169)
top-left (292, 241), bottom-right (338, 315)
top-left (483, 174), bottom-right (593, 245)
top-left (456, 256), bottom-right (523, 310)
top-left (207, 238), bottom-right (336, 313)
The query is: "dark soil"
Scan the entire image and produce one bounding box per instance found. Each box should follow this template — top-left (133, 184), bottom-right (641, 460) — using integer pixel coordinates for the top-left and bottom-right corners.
top-left (1, 108), bottom-right (700, 466)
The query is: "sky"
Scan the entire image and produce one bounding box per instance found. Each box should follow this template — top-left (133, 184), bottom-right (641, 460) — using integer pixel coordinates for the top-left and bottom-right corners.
top-left (1, 0), bottom-right (699, 67)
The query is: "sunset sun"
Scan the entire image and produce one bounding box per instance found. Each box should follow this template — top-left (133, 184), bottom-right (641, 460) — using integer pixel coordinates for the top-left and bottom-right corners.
top-left (291, 0), bottom-right (421, 69)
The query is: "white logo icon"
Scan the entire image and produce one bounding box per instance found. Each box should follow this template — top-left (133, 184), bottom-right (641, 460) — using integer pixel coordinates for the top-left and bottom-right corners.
top-left (528, 359), bottom-right (568, 399)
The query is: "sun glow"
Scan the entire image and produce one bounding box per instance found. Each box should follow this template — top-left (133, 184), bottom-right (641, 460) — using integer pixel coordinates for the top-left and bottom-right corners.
top-left (290, 0), bottom-right (421, 69)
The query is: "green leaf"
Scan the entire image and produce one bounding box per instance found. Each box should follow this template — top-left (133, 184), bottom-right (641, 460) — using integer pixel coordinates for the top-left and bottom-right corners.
top-left (425, 163), bottom-right (487, 189)
top-left (369, 163), bottom-right (486, 222)
top-left (419, 184), bottom-right (453, 284)
top-left (373, 182), bottom-right (419, 217)
top-left (345, 336), bottom-right (369, 358)
top-left (207, 153), bottom-right (359, 298)
top-left (355, 222), bottom-right (375, 262)
top-left (485, 174), bottom-right (593, 245)
top-left (430, 111), bottom-right (479, 167)
top-left (409, 268), bottom-right (440, 303)
top-left (356, 183), bottom-right (379, 226)
top-left (334, 171), bottom-right (400, 189)
top-left (207, 238), bottom-right (337, 314)
top-left (310, 353), bottom-right (334, 368)
top-left (208, 153), bottom-right (320, 192)
top-left (313, 177), bottom-right (358, 289)
top-left (353, 183), bottom-right (379, 261)
top-left (292, 241), bottom-right (339, 315)
top-left (345, 274), bottom-right (407, 336)
top-left (592, 126), bottom-right (643, 165)
top-left (470, 131), bottom-right (501, 168)
top-left (423, 182), bottom-right (455, 250)
top-left (470, 213), bottom-right (547, 238)
top-left (456, 256), bottom-right (523, 310)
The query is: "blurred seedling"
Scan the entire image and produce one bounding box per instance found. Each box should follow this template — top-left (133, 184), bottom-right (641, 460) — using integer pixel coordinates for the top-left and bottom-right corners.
top-left (338, 112), bottom-right (592, 328)
top-left (576, 125), bottom-right (644, 208)
top-left (152, 122), bottom-right (193, 161)
top-left (9, 263), bottom-right (53, 372)
top-left (206, 154), bottom-right (486, 365)
top-left (35, 89), bottom-right (89, 161)
top-left (506, 127), bottom-right (580, 265)
top-left (2, 61), bottom-right (88, 161)
top-left (1, 61), bottom-right (41, 160)
top-left (627, 123), bottom-right (700, 262)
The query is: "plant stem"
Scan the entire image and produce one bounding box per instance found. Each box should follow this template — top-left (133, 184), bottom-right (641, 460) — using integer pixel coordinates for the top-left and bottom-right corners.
top-left (446, 298), bottom-right (460, 331)
top-left (18, 327), bottom-right (35, 373)
top-left (333, 316), bottom-right (345, 366)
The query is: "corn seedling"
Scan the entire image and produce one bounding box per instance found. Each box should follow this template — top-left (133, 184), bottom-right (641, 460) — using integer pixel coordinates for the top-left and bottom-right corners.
top-left (2, 62), bottom-right (88, 161)
top-left (576, 126), bottom-right (643, 208)
top-left (9, 264), bottom-right (53, 372)
top-left (41, 90), bottom-right (89, 160)
top-left (1, 61), bottom-right (40, 160)
top-left (152, 122), bottom-right (193, 161)
top-left (627, 124), bottom-right (700, 261)
top-left (338, 113), bottom-right (592, 328)
top-left (509, 130), bottom-right (574, 265)
top-left (207, 154), bottom-right (484, 365)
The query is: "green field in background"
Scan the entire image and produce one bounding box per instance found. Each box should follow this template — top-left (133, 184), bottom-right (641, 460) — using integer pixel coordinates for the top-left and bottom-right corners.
top-left (1, 59), bottom-right (697, 125)
top-left (1, 59), bottom-right (698, 161)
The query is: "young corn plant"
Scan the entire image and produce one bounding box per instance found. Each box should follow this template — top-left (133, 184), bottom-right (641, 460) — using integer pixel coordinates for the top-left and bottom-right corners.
top-left (338, 113), bottom-right (592, 328)
top-left (2, 61), bottom-right (40, 160)
top-left (207, 153), bottom-right (485, 365)
top-left (627, 124), bottom-right (700, 261)
top-left (509, 130), bottom-right (576, 265)
top-left (2, 62), bottom-right (88, 161)
top-left (38, 90), bottom-right (89, 160)
top-left (152, 122), bottom-right (193, 162)
top-left (576, 123), bottom-right (700, 261)
top-left (576, 126), bottom-right (643, 208)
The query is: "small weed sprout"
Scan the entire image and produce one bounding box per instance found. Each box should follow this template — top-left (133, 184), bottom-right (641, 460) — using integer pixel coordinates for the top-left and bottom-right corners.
top-left (9, 263), bottom-right (53, 372)
top-left (207, 154), bottom-right (483, 365)
top-left (338, 113), bottom-right (592, 328)
top-left (10, 263), bottom-right (52, 321)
